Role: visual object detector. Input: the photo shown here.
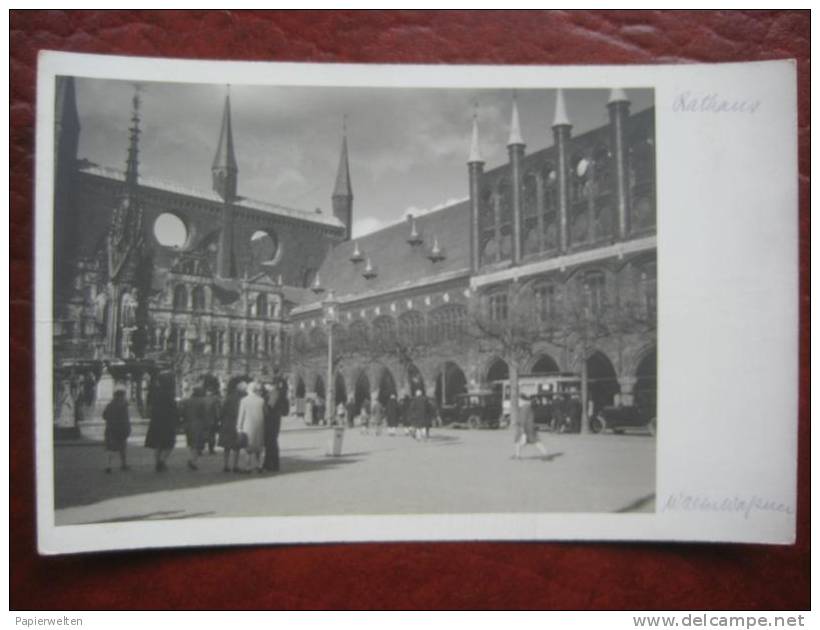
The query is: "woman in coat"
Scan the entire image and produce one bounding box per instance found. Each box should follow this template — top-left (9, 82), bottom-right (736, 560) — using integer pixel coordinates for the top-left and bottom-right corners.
top-left (236, 381), bottom-right (266, 473)
top-left (145, 372), bottom-right (178, 472)
top-left (262, 382), bottom-right (283, 472)
top-left (513, 393), bottom-right (548, 459)
top-left (103, 386), bottom-right (131, 473)
top-left (182, 386), bottom-right (210, 470)
top-left (219, 376), bottom-right (247, 473)
top-left (385, 393), bottom-right (399, 436)
top-left (406, 389), bottom-right (433, 441)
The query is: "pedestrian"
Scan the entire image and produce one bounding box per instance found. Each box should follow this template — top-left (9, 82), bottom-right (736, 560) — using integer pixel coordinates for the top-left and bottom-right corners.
top-left (346, 398), bottom-right (356, 429)
top-left (399, 394), bottom-right (411, 435)
top-left (102, 385), bottom-right (131, 473)
top-left (513, 392), bottom-right (548, 459)
top-left (335, 400), bottom-right (347, 427)
top-left (406, 389), bottom-right (433, 441)
top-left (201, 374), bottom-right (221, 454)
top-left (262, 381), bottom-right (283, 472)
top-left (370, 396), bottom-right (384, 436)
top-left (385, 393), bottom-right (399, 436)
top-left (237, 380), bottom-right (266, 473)
top-left (144, 372), bottom-right (178, 472)
top-left (219, 376), bottom-right (247, 473)
top-left (182, 386), bottom-right (208, 470)
top-left (359, 397), bottom-right (371, 434)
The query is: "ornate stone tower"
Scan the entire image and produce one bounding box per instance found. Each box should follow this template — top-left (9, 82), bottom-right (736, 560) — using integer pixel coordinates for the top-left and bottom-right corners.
top-left (102, 87), bottom-right (151, 359)
top-left (332, 123), bottom-right (353, 241)
top-left (53, 76), bottom-right (81, 309)
top-left (467, 111), bottom-right (484, 272)
top-left (214, 90), bottom-right (238, 278)
top-left (507, 96), bottom-right (526, 265)
top-left (551, 88), bottom-right (572, 254)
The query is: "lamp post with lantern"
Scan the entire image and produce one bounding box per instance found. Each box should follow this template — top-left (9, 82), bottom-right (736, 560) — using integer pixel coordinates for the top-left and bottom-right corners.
top-left (322, 289), bottom-right (339, 426)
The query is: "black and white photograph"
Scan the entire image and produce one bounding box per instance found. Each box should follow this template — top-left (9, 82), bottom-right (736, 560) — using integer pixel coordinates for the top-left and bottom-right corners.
top-left (35, 53), bottom-right (797, 552)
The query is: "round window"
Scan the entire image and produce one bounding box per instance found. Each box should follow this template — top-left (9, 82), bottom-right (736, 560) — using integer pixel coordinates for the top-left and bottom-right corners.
top-left (250, 230), bottom-right (279, 264)
top-left (153, 213), bottom-right (188, 248)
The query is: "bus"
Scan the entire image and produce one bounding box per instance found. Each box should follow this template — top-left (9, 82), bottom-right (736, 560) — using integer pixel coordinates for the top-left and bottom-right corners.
top-left (491, 373), bottom-right (582, 426)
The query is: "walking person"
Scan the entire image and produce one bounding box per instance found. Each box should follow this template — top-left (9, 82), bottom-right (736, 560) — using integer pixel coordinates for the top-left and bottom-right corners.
top-left (182, 386), bottom-right (209, 470)
top-left (335, 400), bottom-right (347, 428)
top-left (385, 393), bottom-right (399, 436)
top-left (102, 385), bottom-right (131, 473)
top-left (218, 376), bottom-right (247, 473)
top-left (359, 397), bottom-right (371, 434)
top-left (237, 380), bottom-right (266, 473)
top-left (262, 381), bottom-right (284, 472)
top-left (406, 389), bottom-right (433, 441)
top-left (513, 392), bottom-right (548, 459)
top-left (370, 396), bottom-right (384, 436)
top-left (144, 372), bottom-right (178, 472)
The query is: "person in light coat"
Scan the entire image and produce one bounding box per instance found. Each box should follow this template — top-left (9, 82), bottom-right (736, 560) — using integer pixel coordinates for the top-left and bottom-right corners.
top-left (514, 392), bottom-right (548, 460)
top-left (236, 381), bottom-right (266, 473)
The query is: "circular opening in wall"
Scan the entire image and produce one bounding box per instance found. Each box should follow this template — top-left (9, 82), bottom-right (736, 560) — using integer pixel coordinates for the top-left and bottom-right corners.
top-left (250, 230), bottom-right (279, 265)
top-left (153, 213), bottom-right (188, 248)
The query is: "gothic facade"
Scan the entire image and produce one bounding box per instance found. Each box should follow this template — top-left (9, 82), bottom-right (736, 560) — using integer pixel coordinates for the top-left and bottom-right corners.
top-left (288, 89), bottom-right (657, 424)
top-left (52, 79), bottom-right (656, 432)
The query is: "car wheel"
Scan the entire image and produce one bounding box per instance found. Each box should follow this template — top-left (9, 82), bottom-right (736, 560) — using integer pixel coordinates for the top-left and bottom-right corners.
top-left (590, 416), bottom-right (604, 434)
top-left (468, 414), bottom-right (481, 430)
top-left (648, 417), bottom-right (657, 436)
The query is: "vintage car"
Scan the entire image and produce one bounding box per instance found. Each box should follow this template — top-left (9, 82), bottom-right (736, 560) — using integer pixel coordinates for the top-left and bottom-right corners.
top-left (452, 391), bottom-right (505, 429)
top-left (528, 393), bottom-right (583, 433)
top-left (591, 403), bottom-right (656, 435)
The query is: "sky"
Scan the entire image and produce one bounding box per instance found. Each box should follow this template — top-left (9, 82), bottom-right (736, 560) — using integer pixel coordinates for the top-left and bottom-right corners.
top-left (73, 78), bottom-right (653, 239)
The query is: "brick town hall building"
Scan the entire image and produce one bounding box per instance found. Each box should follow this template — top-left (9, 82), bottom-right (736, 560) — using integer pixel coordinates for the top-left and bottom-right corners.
top-left (51, 78), bottom-right (656, 434)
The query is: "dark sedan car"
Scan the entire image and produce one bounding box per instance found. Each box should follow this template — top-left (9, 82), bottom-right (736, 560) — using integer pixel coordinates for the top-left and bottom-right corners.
top-left (591, 404), bottom-right (656, 435)
top-left (452, 392), bottom-right (505, 429)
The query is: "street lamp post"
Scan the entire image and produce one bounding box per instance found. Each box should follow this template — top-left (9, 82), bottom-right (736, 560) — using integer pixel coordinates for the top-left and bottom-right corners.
top-left (322, 290), bottom-right (339, 426)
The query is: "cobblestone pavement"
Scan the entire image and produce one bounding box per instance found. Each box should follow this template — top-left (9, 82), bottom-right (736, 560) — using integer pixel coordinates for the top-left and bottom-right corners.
top-left (54, 417), bottom-right (656, 524)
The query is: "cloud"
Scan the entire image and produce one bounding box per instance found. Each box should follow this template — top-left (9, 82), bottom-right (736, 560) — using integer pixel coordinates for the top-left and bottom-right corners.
top-left (352, 216), bottom-right (387, 238)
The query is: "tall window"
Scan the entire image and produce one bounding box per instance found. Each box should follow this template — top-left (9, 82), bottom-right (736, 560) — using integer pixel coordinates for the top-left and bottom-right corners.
top-left (398, 311), bottom-right (426, 347)
top-left (488, 292), bottom-right (508, 322)
top-left (534, 283), bottom-right (559, 323)
top-left (255, 293), bottom-right (268, 318)
top-left (582, 271), bottom-right (606, 315)
top-left (217, 330), bottom-right (225, 355)
top-left (348, 320), bottom-right (369, 349)
top-left (191, 286), bottom-right (206, 311)
top-left (372, 316), bottom-right (397, 348)
top-left (429, 305), bottom-right (466, 344)
top-left (640, 263), bottom-right (657, 318)
top-left (172, 285), bottom-right (188, 310)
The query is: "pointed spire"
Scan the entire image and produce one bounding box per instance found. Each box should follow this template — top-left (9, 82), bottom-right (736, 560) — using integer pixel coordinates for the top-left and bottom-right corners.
top-left (552, 88), bottom-right (571, 128)
top-left (468, 109), bottom-right (483, 163)
top-left (333, 117), bottom-right (353, 199)
top-left (608, 88), bottom-right (630, 105)
top-left (407, 216), bottom-right (423, 247)
top-left (362, 257), bottom-right (378, 279)
top-left (311, 272), bottom-right (325, 295)
top-left (212, 87), bottom-right (238, 201)
top-left (428, 235), bottom-right (445, 263)
top-left (349, 241), bottom-right (364, 264)
top-left (213, 89), bottom-right (238, 172)
top-left (124, 85), bottom-right (142, 188)
top-left (507, 96), bottom-right (524, 146)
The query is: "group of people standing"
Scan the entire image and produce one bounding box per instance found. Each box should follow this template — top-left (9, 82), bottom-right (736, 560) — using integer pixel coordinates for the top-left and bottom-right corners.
top-left (334, 389), bottom-right (437, 441)
top-left (102, 370), bottom-right (288, 475)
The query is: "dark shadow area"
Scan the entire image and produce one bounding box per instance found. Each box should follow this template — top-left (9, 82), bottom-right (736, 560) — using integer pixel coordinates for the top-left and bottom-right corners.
top-left (615, 493), bottom-right (656, 513)
top-left (54, 444), bottom-right (363, 510)
top-left (90, 510), bottom-right (216, 523)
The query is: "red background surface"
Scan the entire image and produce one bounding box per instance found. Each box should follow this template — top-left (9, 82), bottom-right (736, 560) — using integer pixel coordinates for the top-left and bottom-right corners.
top-left (10, 10), bottom-right (810, 610)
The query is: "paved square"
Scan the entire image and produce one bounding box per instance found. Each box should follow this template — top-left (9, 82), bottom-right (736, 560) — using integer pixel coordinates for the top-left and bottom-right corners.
top-left (54, 418), bottom-right (655, 525)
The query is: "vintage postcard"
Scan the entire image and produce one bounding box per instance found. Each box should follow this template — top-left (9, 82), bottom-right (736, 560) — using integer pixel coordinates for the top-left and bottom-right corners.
top-left (34, 52), bottom-right (798, 553)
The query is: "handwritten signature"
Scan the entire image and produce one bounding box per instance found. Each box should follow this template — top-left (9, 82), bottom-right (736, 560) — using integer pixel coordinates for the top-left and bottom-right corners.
top-left (662, 492), bottom-right (793, 519)
top-left (673, 91), bottom-right (761, 114)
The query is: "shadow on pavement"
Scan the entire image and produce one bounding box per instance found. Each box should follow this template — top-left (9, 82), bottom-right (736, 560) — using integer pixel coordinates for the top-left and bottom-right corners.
top-left (615, 493), bottom-right (656, 513)
top-left (54, 445), bottom-right (363, 511)
top-left (90, 510), bottom-right (217, 523)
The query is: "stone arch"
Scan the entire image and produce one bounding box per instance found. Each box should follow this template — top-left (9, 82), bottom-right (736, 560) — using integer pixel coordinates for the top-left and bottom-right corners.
top-left (586, 350), bottom-right (619, 414)
top-left (434, 360), bottom-right (468, 408)
top-left (528, 352), bottom-right (561, 375)
top-left (353, 370), bottom-right (371, 417)
top-left (633, 345), bottom-right (657, 415)
top-left (373, 364), bottom-right (398, 405)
